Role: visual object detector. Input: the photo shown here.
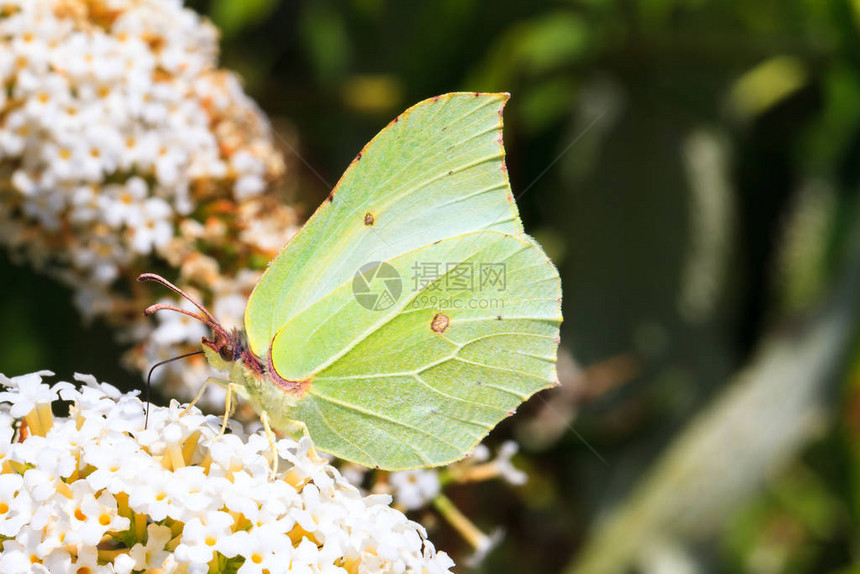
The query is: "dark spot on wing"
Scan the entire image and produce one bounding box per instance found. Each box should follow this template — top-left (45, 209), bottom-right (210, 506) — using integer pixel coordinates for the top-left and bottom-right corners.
top-left (364, 212), bottom-right (374, 226)
top-left (431, 313), bottom-right (450, 334)
top-left (447, 170), bottom-right (453, 175)
top-left (354, 152), bottom-right (362, 162)
top-left (326, 192), bottom-right (334, 203)
top-left (496, 315), bottom-right (502, 320)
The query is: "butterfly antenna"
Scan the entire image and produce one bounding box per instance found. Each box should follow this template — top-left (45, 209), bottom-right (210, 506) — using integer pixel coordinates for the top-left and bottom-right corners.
top-left (144, 350), bottom-right (205, 429)
top-left (137, 273), bottom-right (224, 332)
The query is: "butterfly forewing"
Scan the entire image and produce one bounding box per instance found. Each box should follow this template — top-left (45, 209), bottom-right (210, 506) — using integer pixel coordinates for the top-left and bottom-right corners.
top-left (244, 93), bottom-right (523, 357)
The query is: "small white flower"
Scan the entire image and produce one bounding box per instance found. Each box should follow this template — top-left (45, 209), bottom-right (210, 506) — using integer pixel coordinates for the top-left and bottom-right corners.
top-left (493, 441), bottom-right (528, 485)
top-left (0, 474), bottom-right (32, 537)
top-left (154, 141), bottom-right (187, 186)
top-left (44, 544), bottom-right (112, 574)
top-left (20, 187), bottom-right (66, 231)
top-left (339, 463), bottom-right (369, 489)
top-left (82, 441), bottom-right (137, 492)
top-left (65, 482), bottom-right (130, 546)
top-left (469, 443), bottom-right (491, 462)
top-left (461, 528), bottom-right (504, 568)
top-left (22, 468), bottom-right (58, 506)
top-left (126, 469), bottom-right (174, 522)
top-left (16, 70), bottom-right (70, 118)
top-left (0, 540), bottom-right (37, 572)
top-left (0, 370), bottom-right (58, 418)
top-left (0, 111), bottom-right (30, 157)
top-left (279, 436), bottom-right (335, 489)
top-left (127, 197), bottom-right (174, 254)
top-left (72, 285), bottom-right (116, 320)
top-left (223, 523), bottom-right (290, 573)
top-left (128, 523), bottom-right (173, 570)
top-left (69, 372), bottom-right (126, 407)
top-left (174, 510), bottom-right (235, 564)
top-left (99, 177), bottom-right (149, 228)
top-left (69, 184), bottom-right (101, 224)
top-left (41, 136), bottom-right (84, 182)
top-left (390, 469), bottom-right (441, 510)
top-left (71, 233), bottom-right (130, 285)
top-left (33, 442), bottom-right (77, 480)
top-left (114, 552), bottom-right (137, 574)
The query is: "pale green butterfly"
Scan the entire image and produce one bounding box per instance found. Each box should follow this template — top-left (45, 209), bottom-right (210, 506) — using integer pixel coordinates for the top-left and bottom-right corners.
top-left (140, 93), bottom-right (562, 470)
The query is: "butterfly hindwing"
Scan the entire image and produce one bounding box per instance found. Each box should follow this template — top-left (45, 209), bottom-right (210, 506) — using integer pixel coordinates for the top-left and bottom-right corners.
top-left (269, 231), bottom-right (561, 469)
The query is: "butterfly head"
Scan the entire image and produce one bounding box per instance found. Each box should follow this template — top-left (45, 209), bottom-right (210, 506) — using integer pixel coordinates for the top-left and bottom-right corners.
top-left (201, 328), bottom-right (244, 366)
top-left (137, 273), bottom-right (266, 376)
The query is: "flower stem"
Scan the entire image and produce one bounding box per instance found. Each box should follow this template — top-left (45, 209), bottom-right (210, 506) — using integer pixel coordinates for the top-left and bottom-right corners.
top-left (432, 494), bottom-right (490, 551)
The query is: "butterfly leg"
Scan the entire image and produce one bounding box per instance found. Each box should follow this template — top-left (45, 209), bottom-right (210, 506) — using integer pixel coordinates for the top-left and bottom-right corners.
top-left (180, 376), bottom-right (229, 417)
top-left (260, 411), bottom-right (279, 479)
top-left (217, 382), bottom-right (239, 438)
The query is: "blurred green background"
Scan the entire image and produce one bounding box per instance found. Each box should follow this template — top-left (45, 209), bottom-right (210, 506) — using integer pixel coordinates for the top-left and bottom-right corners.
top-left (4, 0), bottom-right (860, 572)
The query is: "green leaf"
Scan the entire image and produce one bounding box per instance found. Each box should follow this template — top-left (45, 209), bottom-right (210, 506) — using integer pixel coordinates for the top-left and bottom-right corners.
top-left (300, 2), bottom-right (350, 86)
top-left (209, 0), bottom-right (280, 37)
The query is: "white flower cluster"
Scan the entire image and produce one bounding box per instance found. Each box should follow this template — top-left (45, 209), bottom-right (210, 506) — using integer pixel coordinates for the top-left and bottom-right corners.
top-left (0, 0), bottom-right (296, 399)
top-left (0, 0), bottom-right (281, 269)
top-left (0, 371), bottom-right (454, 573)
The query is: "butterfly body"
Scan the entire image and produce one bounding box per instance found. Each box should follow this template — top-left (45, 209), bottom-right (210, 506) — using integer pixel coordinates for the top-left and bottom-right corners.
top-left (142, 93), bottom-right (562, 471)
top-left (198, 326), bottom-right (307, 422)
